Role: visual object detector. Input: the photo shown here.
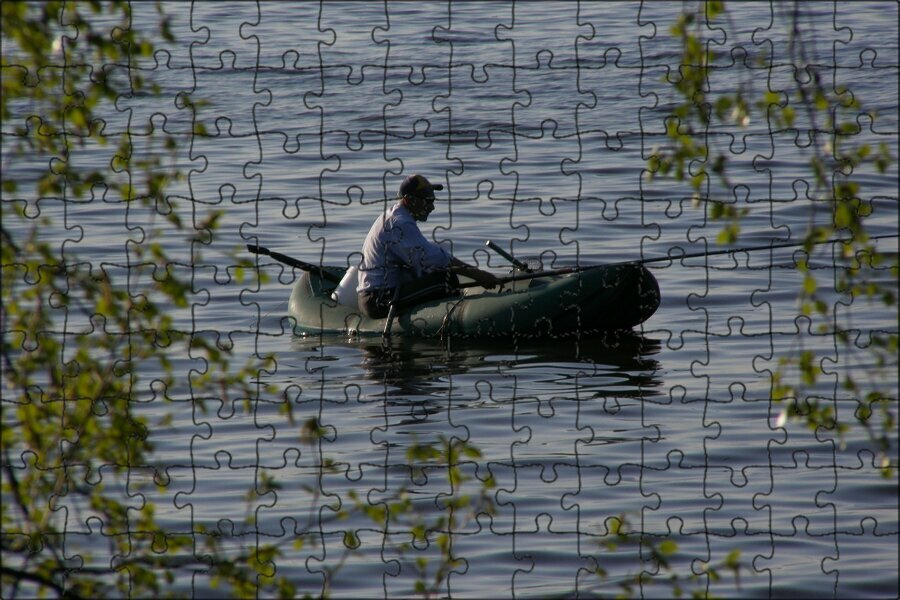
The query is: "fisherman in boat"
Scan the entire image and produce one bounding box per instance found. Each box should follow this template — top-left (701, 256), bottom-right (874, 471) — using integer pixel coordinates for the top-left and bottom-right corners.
top-left (356, 174), bottom-right (500, 319)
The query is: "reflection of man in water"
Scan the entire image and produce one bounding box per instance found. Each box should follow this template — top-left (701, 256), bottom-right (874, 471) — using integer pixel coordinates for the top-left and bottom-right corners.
top-left (356, 174), bottom-right (499, 319)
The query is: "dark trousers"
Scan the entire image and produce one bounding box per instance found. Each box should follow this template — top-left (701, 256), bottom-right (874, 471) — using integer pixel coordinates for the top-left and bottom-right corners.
top-left (359, 270), bottom-right (460, 319)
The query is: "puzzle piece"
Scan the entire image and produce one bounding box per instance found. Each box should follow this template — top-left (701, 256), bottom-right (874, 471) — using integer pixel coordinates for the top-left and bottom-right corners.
top-left (2, 2), bottom-right (897, 599)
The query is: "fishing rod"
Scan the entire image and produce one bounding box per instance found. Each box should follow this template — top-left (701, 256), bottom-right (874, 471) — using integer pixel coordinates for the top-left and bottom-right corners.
top-left (626, 233), bottom-right (899, 267)
top-left (481, 233), bottom-right (899, 286)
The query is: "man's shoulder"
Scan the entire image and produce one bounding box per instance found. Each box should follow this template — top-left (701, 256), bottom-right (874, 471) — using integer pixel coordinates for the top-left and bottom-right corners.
top-left (387, 201), bottom-right (410, 218)
top-left (367, 203), bottom-right (403, 231)
top-left (385, 202), bottom-right (415, 227)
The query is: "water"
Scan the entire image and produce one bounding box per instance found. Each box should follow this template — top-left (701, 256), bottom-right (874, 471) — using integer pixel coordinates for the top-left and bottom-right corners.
top-left (2, 2), bottom-right (898, 598)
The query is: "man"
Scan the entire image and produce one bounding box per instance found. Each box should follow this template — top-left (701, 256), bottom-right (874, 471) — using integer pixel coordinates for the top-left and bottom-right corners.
top-left (357, 174), bottom-right (500, 319)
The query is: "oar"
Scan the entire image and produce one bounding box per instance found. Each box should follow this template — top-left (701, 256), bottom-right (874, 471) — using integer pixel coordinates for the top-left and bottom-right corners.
top-left (485, 240), bottom-right (533, 272)
top-left (246, 244), bottom-right (342, 284)
top-left (459, 268), bottom-right (575, 288)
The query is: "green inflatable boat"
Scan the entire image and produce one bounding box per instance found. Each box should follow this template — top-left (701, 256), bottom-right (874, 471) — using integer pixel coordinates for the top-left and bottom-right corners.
top-left (288, 263), bottom-right (660, 339)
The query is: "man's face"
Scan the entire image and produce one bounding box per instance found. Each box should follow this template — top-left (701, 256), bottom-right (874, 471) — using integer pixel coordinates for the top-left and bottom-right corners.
top-left (406, 194), bottom-right (436, 221)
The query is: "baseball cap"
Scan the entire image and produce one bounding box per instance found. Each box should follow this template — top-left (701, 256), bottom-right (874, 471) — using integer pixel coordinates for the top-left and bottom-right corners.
top-left (398, 174), bottom-right (444, 199)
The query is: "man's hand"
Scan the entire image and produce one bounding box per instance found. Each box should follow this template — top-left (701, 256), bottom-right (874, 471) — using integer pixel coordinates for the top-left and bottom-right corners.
top-left (450, 258), bottom-right (501, 289)
top-left (471, 268), bottom-right (501, 289)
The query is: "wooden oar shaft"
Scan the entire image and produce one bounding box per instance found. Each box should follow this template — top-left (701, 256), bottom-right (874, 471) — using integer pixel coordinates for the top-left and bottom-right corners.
top-left (485, 240), bottom-right (532, 272)
top-left (246, 244), bottom-right (342, 283)
top-left (459, 268), bottom-right (574, 288)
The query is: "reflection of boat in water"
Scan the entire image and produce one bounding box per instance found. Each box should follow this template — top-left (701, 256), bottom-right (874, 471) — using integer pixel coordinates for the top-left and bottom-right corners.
top-left (288, 263), bottom-right (660, 339)
top-left (290, 329), bottom-right (663, 400)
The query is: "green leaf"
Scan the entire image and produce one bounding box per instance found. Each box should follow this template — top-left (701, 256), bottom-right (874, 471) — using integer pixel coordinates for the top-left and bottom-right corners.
top-left (724, 549), bottom-right (741, 568)
top-left (802, 275), bottom-right (817, 295)
top-left (343, 530), bottom-right (360, 549)
top-left (659, 540), bottom-right (678, 555)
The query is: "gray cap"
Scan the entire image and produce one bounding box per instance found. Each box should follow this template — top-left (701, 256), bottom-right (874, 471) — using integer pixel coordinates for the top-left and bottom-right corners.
top-left (399, 174), bottom-right (444, 199)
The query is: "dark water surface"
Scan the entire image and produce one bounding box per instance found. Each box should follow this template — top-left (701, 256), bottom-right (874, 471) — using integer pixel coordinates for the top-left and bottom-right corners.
top-left (3, 2), bottom-right (898, 598)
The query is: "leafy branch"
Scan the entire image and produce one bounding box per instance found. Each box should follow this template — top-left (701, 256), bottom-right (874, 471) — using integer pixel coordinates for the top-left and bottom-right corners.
top-left (2, 3), bottom-right (275, 597)
top-left (645, 0), bottom-right (897, 476)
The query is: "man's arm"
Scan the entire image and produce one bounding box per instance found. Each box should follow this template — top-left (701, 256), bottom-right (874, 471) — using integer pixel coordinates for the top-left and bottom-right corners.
top-left (450, 256), bottom-right (500, 289)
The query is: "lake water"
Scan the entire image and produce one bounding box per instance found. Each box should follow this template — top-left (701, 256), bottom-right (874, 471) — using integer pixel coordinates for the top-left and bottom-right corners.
top-left (2, 1), bottom-right (898, 598)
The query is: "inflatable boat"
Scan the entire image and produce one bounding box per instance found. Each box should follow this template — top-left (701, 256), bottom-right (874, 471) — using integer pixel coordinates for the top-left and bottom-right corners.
top-left (287, 262), bottom-right (660, 339)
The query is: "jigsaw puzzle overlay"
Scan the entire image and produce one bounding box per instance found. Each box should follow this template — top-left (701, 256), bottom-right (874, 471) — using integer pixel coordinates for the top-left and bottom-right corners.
top-left (2, 1), bottom-right (897, 598)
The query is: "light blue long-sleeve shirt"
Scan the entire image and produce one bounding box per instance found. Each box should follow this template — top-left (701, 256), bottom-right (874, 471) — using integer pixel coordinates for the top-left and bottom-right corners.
top-left (357, 203), bottom-right (451, 292)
